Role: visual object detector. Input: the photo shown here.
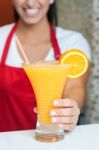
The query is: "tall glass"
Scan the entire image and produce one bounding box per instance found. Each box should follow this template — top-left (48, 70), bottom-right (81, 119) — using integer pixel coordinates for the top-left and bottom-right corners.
top-left (23, 61), bottom-right (71, 142)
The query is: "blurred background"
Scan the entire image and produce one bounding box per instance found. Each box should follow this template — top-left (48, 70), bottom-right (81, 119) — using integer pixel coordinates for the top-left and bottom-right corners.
top-left (0, 0), bottom-right (99, 124)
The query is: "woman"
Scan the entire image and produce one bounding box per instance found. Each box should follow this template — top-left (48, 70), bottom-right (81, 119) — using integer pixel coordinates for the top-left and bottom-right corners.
top-left (0, 0), bottom-right (91, 132)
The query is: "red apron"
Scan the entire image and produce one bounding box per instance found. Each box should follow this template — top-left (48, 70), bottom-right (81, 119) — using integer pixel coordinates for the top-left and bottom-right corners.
top-left (0, 23), bottom-right (61, 132)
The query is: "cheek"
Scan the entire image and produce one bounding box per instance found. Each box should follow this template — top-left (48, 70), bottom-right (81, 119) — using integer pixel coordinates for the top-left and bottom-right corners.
top-left (13, 0), bottom-right (23, 7)
top-left (39, 0), bottom-right (51, 5)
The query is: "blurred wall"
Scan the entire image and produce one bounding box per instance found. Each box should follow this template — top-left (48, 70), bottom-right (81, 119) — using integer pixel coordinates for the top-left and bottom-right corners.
top-left (85, 0), bottom-right (99, 123)
top-left (57, 0), bottom-right (93, 46)
top-left (0, 1), bottom-right (13, 26)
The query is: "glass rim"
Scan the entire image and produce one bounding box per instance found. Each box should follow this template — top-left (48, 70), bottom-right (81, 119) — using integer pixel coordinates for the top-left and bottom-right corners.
top-left (22, 60), bottom-right (73, 68)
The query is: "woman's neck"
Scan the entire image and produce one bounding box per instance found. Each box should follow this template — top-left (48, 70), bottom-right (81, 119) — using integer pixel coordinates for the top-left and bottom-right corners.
top-left (16, 17), bottom-right (50, 45)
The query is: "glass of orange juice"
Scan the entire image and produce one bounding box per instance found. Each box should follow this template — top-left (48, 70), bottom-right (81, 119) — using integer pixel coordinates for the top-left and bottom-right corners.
top-left (23, 49), bottom-right (89, 143)
top-left (23, 61), bottom-right (71, 142)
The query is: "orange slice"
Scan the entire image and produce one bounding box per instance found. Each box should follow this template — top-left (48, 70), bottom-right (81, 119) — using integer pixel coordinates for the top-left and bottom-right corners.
top-left (59, 49), bottom-right (89, 78)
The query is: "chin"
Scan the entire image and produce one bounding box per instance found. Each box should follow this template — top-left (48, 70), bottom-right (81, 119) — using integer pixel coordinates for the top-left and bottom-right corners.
top-left (22, 17), bottom-right (45, 26)
top-left (20, 18), bottom-right (37, 25)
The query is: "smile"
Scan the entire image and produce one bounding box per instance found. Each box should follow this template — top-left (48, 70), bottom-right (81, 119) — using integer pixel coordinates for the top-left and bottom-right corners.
top-left (23, 8), bottom-right (40, 17)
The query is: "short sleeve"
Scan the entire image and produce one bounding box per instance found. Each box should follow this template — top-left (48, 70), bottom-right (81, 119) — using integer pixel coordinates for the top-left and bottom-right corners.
top-left (56, 27), bottom-right (91, 61)
top-left (0, 24), bottom-right (14, 61)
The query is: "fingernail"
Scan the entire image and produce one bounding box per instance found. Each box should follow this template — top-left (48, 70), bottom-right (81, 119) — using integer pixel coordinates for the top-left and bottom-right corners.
top-left (50, 111), bottom-right (56, 116)
top-left (53, 100), bottom-right (58, 106)
top-left (59, 124), bottom-right (63, 128)
top-left (51, 117), bottom-right (57, 123)
top-left (33, 107), bottom-right (37, 113)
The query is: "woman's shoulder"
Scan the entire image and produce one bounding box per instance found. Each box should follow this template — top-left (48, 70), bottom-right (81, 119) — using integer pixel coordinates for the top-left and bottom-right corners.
top-left (55, 26), bottom-right (91, 60)
top-left (56, 26), bottom-right (88, 43)
top-left (0, 23), bottom-right (15, 59)
top-left (0, 23), bottom-right (14, 35)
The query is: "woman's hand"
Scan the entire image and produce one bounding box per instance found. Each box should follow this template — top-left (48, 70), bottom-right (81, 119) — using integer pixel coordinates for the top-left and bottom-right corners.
top-left (33, 98), bottom-right (80, 131)
top-left (50, 99), bottom-right (80, 131)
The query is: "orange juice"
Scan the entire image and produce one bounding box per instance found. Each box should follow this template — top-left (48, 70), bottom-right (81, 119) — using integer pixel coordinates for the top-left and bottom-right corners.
top-left (23, 61), bottom-right (71, 125)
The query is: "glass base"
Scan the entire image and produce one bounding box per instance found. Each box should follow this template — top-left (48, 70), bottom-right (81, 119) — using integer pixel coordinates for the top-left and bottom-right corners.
top-left (35, 124), bottom-right (64, 142)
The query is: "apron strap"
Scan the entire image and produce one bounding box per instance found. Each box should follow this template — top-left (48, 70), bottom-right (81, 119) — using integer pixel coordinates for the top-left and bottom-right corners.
top-left (50, 24), bottom-right (61, 60)
top-left (1, 23), bottom-right (18, 65)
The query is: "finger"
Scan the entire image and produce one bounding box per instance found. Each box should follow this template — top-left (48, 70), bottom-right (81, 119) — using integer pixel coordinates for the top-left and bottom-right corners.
top-left (51, 116), bottom-right (76, 124)
top-left (75, 106), bottom-right (80, 116)
top-left (58, 124), bottom-right (76, 131)
top-left (53, 99), bottom-right (75, 107)
top-left (33, 107), bottom-right (38, 113)
top-left (75, 104), bottom-right (80, 115)
top-left (50, 108), bottom-right (75, 117)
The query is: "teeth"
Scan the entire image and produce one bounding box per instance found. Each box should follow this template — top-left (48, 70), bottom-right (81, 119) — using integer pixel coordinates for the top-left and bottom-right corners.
top-left (25, 8), bottom-right (39, 16)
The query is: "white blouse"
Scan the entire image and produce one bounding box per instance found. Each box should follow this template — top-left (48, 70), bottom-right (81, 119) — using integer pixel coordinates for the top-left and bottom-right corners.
top-left (0, 23), bottom-right (91, 67)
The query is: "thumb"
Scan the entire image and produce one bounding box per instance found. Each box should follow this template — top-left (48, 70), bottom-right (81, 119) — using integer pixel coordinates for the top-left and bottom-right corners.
top-left (33, 107), bottom-right (38, 113)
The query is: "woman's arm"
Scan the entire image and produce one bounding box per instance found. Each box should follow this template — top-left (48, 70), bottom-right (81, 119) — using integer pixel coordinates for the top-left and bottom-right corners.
top-left (63, 68), bottom-right (90, 109)
top-left (50, 65), bottom-right (90, 131)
